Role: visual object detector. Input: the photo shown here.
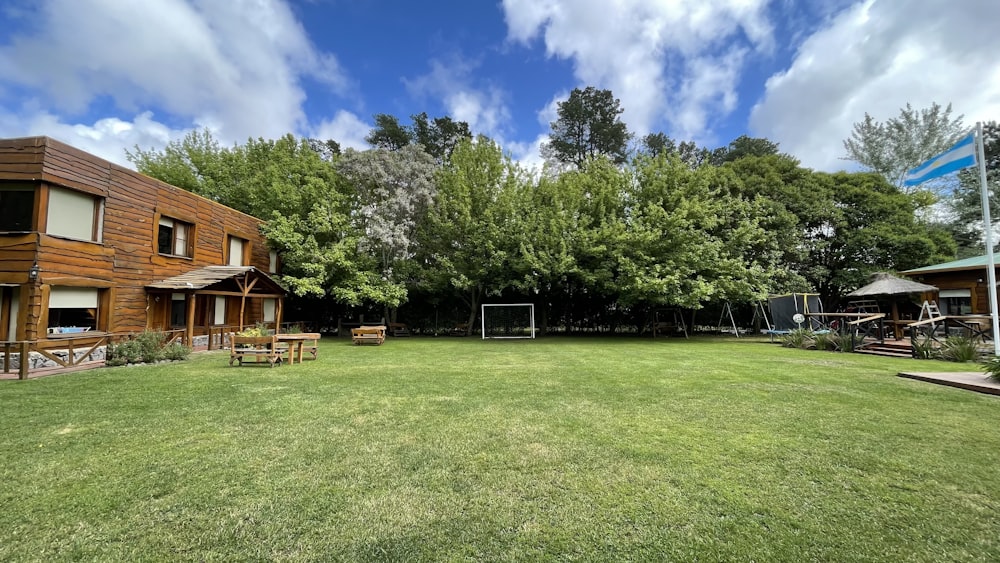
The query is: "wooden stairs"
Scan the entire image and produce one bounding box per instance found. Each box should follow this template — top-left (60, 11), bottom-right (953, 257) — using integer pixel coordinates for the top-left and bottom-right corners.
top-left (855, 339), bottom-right (912, 358)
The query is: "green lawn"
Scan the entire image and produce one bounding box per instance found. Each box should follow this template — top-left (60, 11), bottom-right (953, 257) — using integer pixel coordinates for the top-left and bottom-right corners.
top-left (1, 337), bottom-right (997, 561)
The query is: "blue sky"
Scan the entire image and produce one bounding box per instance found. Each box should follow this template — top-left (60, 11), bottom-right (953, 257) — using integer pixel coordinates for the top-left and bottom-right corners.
top-left (1, 0), bottom-right (998, 172)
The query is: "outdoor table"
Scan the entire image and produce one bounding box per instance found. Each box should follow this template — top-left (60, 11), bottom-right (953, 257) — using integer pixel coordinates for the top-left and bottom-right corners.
top-left (275, 333), bottom-right (321, 365)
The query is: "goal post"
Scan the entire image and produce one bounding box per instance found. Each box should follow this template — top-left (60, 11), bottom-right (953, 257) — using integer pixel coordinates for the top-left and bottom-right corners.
top-left (481, 303), bottom-right (536, 339)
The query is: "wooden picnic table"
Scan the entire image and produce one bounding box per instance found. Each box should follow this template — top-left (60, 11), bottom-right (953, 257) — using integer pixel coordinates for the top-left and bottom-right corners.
top-left (275, 332), bottom-right (321, 364)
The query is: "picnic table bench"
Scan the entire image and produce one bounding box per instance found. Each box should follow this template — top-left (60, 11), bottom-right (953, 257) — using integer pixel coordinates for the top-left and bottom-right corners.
top-left (351, 325), bottom-right (386, 345)
top-left (228, 333), bottom-right (287, 367)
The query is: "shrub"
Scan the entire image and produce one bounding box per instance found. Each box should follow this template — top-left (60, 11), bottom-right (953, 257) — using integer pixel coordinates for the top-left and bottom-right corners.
top-left (911, 335), bottom-right (935, 360)
top-left (161, 341), bottom-right (192, 361)
top-left (982, 356), bottom-right (1000, 381)
top-left (812, 331), bottom-right (840, 351)
top-left (106, 331), bottom-right (190, 366)
top-left (938, 335), bottom-right (979, 363)
top-left (781, 329), bottom-right (813, 349)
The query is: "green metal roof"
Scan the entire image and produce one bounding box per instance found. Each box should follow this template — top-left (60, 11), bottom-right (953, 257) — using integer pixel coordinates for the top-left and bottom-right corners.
top-left (902, 255), bottom-right (992, 275)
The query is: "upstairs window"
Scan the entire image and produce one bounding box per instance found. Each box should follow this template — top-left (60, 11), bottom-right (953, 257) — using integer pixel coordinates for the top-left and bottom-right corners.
top-left (227, 236), bottom-right (248, 266)
top-left (0, 186), bottom-right (35, 232)
top-left (47, 186), bottom-right (103, 242)
top-left (158, 217), bottom-right (193, 257)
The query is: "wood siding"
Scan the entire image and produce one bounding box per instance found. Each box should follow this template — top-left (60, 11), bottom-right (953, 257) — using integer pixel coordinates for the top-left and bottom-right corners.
top-left (0, 136), bottom-right (274, 338)
top-left (911, 269), bottom-right (990, 314)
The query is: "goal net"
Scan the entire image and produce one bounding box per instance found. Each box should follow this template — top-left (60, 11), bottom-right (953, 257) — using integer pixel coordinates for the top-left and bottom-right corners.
top-left (481, 303), bottom-right (536, 339)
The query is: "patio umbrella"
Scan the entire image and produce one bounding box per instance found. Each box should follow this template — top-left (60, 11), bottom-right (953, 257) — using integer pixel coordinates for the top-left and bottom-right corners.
top-left (846, 273), bottom-right (938, 336)
top-left (846, 272), bottom-right (937, 298)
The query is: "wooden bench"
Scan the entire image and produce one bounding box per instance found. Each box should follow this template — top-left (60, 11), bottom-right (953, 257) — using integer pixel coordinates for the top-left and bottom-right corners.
top-left (388, 322), bottom-right (410, 337)
top-left (228, 333), bottom-right (287, 367)
top-left (351, 325), bottom-right (386, 345)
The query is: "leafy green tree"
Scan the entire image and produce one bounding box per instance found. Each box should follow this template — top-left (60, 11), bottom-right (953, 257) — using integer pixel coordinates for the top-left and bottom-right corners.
top-left (641, 132), bottom-right (675, 158)
top-left (843, 102), bottom-right (967, 189)
top-left (949, 121), bottom-right (1000, 256)
top-left (418, 137), bottom-right (527, 333)
top-left (711, 135), bottom-right (781, 164)
top-left (623, 156), bottom-right (782, 310)
top-left (545, 86), bottom-right (631, 167)
top-left (127, 129), bottom-right (228, 197)
top-left (365, 113), bottom-right (412, 151)
top-left (804, 172), bottom-right (955, 306)
top-left (410, 112), bottom-right (472, 162)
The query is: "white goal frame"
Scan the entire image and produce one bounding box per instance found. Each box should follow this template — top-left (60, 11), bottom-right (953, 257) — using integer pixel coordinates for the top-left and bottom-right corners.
top-left (481, 303), bottom-right (536, 339)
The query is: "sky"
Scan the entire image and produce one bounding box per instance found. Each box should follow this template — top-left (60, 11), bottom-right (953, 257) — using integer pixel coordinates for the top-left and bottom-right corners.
top-left (1, 0), bottom-right (999, 173)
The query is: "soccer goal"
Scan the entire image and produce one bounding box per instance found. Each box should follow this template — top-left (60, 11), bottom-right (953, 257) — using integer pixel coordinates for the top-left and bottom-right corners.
top-left (481, 303), bottom-right (536, 339)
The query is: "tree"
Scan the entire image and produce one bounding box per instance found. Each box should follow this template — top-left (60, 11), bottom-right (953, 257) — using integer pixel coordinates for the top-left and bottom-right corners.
top-left (949, 120), bottom-right (1000, 256)
top-left (336, 144), bottom-right (439, 311)
top-left (710, 135), bottom-right (781, 164)
top-left (802, 172), bottom-right (955, 307)
top-left (546, 86), bottom-right (631, 167)
top-left (843, 102), bottom-right (967, 189)
top-left (364, 112), bottom-right (472, 162)
top-left (641, 132), bottom-right (675, 158)
top-left (410, 112), bottom-right (472, 162)
top-left (127, 129), bottom-right (228, 198)
top-left (417, 136), bottom-right (528, 333)
top-left (365, 113), bottom-right (412, 151)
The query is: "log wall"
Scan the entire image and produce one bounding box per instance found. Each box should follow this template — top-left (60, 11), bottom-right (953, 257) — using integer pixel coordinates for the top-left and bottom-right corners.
top-left (0, 136), bottom-right (272, 337)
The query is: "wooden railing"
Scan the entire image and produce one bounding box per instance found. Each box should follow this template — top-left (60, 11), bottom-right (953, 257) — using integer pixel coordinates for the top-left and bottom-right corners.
top-left (908, 315), bottom-right (993, 353)
top-left (2, 322), bottom-right (318, 380)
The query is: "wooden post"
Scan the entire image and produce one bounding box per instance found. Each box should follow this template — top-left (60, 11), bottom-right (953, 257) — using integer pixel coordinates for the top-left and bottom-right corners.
top-left (186, 293), bottom-right (196, 347)
top-left (19, 341), bottom-right (29, 380)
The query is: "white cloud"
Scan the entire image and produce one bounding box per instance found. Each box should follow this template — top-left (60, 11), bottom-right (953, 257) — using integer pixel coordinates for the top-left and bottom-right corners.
top-left (0, 107), bottom-right (189, 167)
top-left (502, 0), bottom-right (772, 139)
top-left (404, 58), bottom-right (512, 139)
top-left (750, 0), bottom-right (1000, 171)
top-left (0, 0), bottom-right (351, 150)
top-left (310, 111), bottom-right (371, 151)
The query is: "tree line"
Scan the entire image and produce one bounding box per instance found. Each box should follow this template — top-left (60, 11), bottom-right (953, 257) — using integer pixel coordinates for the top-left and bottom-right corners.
top-left (128, 92), bottom-right (995, 334)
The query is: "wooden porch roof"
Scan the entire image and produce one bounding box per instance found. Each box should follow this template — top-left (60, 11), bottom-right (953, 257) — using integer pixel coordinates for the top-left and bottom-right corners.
top-left (146, 266), bottom-right (285, 296)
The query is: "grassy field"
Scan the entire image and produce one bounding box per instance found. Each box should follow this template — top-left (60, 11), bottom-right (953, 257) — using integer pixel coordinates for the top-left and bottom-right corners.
top-left (1, 336), bottom-right (997, 561)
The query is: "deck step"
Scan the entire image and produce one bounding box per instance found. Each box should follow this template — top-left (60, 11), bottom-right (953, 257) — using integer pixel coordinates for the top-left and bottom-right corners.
top-left (856, 344), bottom-right (912, 358)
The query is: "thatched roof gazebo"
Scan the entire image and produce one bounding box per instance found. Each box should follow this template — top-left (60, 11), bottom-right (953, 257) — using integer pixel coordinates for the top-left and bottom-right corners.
top-left (847, 273), bottom-right (938, 338)
top-left (846, 272), bottom-right (937, 298)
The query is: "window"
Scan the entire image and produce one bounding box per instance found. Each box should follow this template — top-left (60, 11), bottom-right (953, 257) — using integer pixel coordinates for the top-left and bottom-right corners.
top-left (940, 289), bottom-right (972, 316)
top-left (213, 296), bottom-right (227, 325)
top-left (228, 236), bottom-right (247, 266)
top-left (170, 293), bottom-right (187, 327)
top-left (0, 187), bottom-right (35, 231)
top-left (47, 287), bottom-right (100, 333)
top-left (263, 298), bottom-right (276, 322)
top-left (158, 217), bottom-right (193, 257)
top-left (47, 186), bottom-right (103, 242)
top-left (269, 250), bottom-right (278, 274)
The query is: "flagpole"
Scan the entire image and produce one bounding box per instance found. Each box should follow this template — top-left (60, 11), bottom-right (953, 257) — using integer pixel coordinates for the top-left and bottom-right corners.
top-left (976, 121), bottom-right (1000, 356)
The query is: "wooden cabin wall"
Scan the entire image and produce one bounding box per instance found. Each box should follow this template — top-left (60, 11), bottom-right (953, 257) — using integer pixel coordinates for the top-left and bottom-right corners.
top-left (0, 137), bottom-right (272, 337)
top-left (912, 270), bottom-right (989, 314)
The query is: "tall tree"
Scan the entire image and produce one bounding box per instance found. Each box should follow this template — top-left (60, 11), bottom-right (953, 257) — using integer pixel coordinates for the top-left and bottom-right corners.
top-left (948, 120), bottom-right (1000, 256)
top-left (546, 86), bottom-right (631, 167)
top-left (127, 129), bottom-right (228, 198)
top-left (417, 136), bottom-right (527, 333)
top-left (711, 135), bottom-right (781, 164)
top-left (843, 102), bottom-right (967, 189)
top-left (365, 113), bottom-right (412, 151)
top-left (336, 144), bottom-right (438, 311)
top-left (410, 112), bottom-right (472, 162)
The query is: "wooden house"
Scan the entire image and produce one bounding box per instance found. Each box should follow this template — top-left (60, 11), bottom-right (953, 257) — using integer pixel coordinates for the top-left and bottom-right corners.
top-left (0, 136), bottom-right (284, 364)
top-left (902, 255), bottom-right (993, 315)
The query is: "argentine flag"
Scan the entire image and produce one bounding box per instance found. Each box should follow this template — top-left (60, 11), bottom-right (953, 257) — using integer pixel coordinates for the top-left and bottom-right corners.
top-left (902, 132), bottom-right (977, 187)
